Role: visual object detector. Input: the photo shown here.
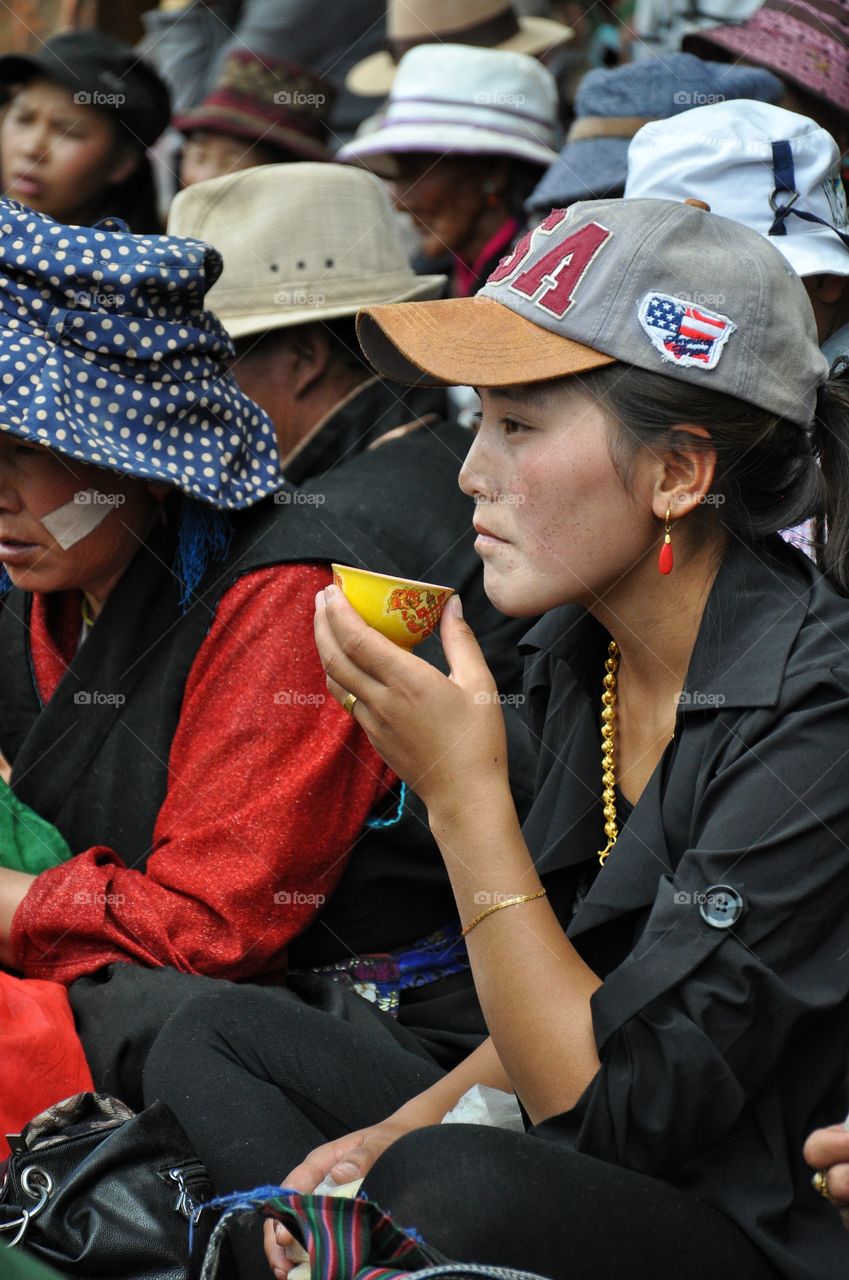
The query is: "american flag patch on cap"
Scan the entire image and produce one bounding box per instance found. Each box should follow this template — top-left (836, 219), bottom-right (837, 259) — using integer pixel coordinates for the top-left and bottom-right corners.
top-left (637, 292), bottom-right (735, 370)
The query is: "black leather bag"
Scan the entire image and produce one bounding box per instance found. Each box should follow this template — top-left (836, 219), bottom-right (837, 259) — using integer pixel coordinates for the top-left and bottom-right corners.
top-left (0, 1093), bottom-right (214, 1279)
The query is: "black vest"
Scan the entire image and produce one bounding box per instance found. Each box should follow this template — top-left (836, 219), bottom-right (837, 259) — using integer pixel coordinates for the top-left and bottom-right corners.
top-left (0, 495), bottom-right (459, 961)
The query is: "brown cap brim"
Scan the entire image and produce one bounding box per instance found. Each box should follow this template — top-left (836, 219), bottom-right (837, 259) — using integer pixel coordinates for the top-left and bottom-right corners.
top-left (357, 296), bottom-right (616, 387)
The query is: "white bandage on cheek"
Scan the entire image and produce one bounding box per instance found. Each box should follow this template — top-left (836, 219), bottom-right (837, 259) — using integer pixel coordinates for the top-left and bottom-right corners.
top-left (41, 489), bottom-right (117, 550)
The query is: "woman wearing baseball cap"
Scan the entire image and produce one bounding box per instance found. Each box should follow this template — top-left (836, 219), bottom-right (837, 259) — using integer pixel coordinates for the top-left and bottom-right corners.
top-left (257, 199), bottom-right (849, 1279)
top-left (0, 30), bottom-right (169, 232)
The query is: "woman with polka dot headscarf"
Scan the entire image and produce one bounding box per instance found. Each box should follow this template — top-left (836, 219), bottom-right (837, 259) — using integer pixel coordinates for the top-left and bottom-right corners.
top-left (0, 198), bottom-right (404, 1130)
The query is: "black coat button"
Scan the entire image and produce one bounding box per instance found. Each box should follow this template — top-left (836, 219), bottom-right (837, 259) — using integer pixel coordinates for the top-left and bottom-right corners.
top-left (699, 885), bottom-right (744, 929)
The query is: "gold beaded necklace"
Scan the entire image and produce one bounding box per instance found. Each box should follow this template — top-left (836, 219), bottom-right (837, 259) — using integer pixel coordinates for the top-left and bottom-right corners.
top-left (597, 638), bottom-right (678, 865)
top-left (597, 639), bottom-right (620, 866)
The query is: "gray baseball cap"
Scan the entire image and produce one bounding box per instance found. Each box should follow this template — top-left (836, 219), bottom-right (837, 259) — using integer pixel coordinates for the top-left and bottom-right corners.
top-left (357, 197), bottom-right (829, 427)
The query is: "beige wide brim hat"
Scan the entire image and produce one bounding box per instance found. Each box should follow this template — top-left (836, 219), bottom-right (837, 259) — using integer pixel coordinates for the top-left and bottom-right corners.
top-left (349, 14), bottom-right (572, 97)
top-left (167, 162), bottom-right (446, 341)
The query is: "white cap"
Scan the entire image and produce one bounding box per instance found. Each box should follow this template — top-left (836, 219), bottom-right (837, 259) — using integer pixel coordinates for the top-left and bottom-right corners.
top-left (625, 100), bottom-right (849, 279)
top-left (337, 44), bottom-right (559, 177)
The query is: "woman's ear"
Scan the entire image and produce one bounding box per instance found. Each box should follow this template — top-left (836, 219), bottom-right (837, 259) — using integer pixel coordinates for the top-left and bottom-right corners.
top-left (653, 424), bottom-right (717, 520)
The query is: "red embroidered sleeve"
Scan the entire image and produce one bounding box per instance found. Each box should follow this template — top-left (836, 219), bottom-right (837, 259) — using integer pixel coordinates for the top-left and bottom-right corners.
top-left (12, 564), bottom-right (395, 983)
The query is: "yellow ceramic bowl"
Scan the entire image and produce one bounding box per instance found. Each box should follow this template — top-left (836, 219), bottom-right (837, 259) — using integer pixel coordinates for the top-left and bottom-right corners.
top-left (331, 564), bottom-right (455, 650)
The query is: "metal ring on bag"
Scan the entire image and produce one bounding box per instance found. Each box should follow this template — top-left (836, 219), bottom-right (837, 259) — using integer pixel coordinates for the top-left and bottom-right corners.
top-left (1, 1167), bottom-right (53, 1248)
top-left (769, 187), bottom-right (800, 214)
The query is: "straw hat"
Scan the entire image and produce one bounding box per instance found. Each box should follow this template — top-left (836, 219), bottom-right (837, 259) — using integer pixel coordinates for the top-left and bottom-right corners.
top-left (347, 0), bottom-right (572, 97)
top-left (167, 163), bottom-right (446, 340)
top-left (338, 44), bottom-right (559, 179)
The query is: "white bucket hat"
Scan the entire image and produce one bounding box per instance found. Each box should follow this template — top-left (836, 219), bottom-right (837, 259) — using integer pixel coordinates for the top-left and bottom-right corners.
top-left (338, 44), bottom-right (559, 178)
top-left (625, 100), bottom-right (849, 279)
top-left (167, 163), bottom-right (446, 340)
top-left (346, 0), bottom-right (572, 98)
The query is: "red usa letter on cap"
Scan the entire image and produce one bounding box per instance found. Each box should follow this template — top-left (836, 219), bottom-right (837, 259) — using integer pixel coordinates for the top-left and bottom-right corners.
top-left (487, 210), bottom-right (613, 319)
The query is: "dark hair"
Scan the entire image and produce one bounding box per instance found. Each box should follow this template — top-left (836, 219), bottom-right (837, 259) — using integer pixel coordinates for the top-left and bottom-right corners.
top-left (504, 159), bottom-right (549, 221)
top-left (96, 129), bottom-right (162, 234)
top-left (319, 315), bottom-right (371, 377)
top-left (576, 360), bottom-right (849, 596)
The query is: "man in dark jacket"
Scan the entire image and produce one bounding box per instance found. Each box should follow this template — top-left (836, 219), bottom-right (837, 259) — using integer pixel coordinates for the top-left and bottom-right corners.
top-left (168, 159), bottom-right (531, 691)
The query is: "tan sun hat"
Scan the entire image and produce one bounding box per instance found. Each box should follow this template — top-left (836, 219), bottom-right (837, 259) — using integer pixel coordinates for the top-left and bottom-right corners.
top-left (357, 198), bottom-right (828, 428)
top-left (347, 0), bottom-right (572, 98)
top-left (167, 163), bottom-right (446, 340)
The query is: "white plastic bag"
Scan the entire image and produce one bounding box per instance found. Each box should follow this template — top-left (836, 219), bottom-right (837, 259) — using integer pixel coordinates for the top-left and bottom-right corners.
top-left (440, 1083), bottom-right (525, 1132)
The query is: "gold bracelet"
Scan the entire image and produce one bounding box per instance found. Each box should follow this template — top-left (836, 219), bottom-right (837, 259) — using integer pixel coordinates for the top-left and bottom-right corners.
top-left (461, 889), bottom-right (547, 937)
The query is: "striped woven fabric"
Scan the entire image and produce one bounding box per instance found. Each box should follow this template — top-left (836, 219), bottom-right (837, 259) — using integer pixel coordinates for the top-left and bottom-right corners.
top-left (196, 1185), bottom-right (554, 1280)
top-left (197, 1186), bottom-right (439, 1280)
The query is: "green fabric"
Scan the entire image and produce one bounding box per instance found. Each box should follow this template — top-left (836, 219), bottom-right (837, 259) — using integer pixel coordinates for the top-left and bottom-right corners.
top-left (0, 1248), bottom-right (66, 1280)
top-left (0, 778), bottom-right (72, 874)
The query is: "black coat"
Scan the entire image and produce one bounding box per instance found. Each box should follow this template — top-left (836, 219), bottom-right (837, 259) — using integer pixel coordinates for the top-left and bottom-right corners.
top-left (521, 536), bottom-right (849, 1280)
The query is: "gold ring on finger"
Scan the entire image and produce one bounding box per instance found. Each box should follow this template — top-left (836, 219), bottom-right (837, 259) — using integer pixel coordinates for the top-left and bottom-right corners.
top-left (813, 1168), bottom-right (838, 1204)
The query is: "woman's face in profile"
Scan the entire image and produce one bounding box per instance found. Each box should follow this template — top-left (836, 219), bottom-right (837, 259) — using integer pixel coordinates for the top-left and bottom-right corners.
top-left (0, 436), bottom-right (159, 598)
top-left (459, 381), bottom-right (655, 617)
top-left (1, 78), bottom-right (135, 224)
top-left (390, 154), bottom-right (501, 262)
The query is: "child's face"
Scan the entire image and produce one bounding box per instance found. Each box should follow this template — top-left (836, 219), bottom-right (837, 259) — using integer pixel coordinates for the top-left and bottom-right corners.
top-left (1, 78), bottom-right (132, 224)
top-left (460, 380), bottom-right (657, 617)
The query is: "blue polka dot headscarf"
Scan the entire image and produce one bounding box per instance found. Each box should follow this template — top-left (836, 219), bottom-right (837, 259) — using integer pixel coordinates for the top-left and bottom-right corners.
top-left (0, 199), bottom-right (283, 508)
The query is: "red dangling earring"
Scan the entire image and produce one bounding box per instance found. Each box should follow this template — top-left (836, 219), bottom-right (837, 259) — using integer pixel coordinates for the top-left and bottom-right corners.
top-left (658, 506), bottom-right (673, 575)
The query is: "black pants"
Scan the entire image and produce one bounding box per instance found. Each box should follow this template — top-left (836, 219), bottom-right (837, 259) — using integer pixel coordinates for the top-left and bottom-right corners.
top-left (144, 984), bottom-right (779, 1280)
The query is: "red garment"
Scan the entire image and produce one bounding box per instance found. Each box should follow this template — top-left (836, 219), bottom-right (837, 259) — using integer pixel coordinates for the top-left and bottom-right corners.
top-left (12, 564), bottom-right (395, 984)
top-left (0, 971), bottom-right (93, 1158)
top-left (452, 216), bottom-right (521, 297)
